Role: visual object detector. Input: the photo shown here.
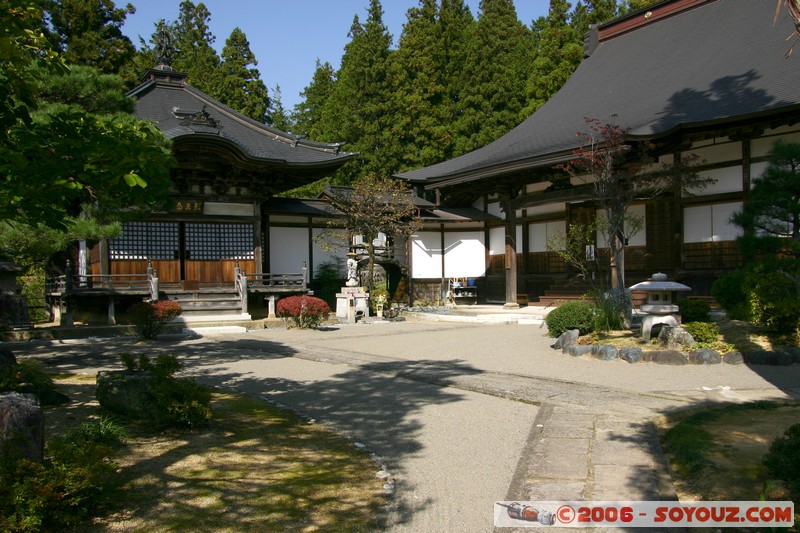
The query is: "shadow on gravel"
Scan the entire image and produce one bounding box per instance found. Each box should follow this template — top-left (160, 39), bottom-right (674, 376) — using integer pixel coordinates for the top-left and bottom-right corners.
top-left (7, 336), bottom-right (298, 374)
top-left (193, 357), bottom-right (483, 527)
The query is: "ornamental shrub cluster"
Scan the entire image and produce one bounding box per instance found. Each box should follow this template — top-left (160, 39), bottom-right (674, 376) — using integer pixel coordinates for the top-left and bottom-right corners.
top-left (681, 321), bottom-right (719, 344)
top-left (763, 423), bottom-right (800, 505)
top-left (276, 295), bottom-right (331, 329)
top-left (0, 419), bottom-right (123, 531)
top-left (128, 300), bottom-right (182, 340)
top-left (678, 298), bottom-right (710, 323)
top-left (545, 300), bottom-right (597, 337)
top-left (117, 353), bottom-right (212, 428)
top-left (712, 263), bottom-right (800, 334)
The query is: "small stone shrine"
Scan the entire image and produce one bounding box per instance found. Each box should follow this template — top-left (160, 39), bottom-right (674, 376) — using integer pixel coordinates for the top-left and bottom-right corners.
top-left (335, 254), bottom-right (369, 323)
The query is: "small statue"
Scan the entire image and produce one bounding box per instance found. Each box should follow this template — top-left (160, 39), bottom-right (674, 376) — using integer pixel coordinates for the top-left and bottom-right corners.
top-left (346, 256), bottom-right (358, 287)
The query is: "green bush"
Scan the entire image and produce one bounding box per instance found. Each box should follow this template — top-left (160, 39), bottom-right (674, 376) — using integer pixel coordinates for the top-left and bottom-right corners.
top-left (545, 300), bottom-right (597, 337)
top-left (112, 353), bottom-right (212, 428)
top-left (763, 423), bottom-right (800, 503)
top-left (0, 359), bottom-right (68, 406)
top-left (0, 420), bottom-right (120, 532)
top-left (681, 321), bottom-right (719, 344)
top-left (712, 269), bottom-right (750, 320)
top-left (679, 299), bottom-right (710, 323)
top-left (748, 269), bottom-right (800, 334)
top-left (127, 300), bottom-right (182, 340)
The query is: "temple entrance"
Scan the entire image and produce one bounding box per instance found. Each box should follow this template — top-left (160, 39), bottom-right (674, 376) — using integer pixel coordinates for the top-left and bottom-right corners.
top-left (109, 221), bottom-right (256, 284)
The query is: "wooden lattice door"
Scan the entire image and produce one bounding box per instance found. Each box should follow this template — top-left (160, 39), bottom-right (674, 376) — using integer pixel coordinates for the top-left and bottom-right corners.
top-left (184, 222), bottom-right (255, 283)
top-left (109, 221), bottom-right (181, 282)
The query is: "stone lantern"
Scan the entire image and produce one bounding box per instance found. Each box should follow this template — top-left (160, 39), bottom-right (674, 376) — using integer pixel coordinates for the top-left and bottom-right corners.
top-left (629, 273), bottom-right (691, 341)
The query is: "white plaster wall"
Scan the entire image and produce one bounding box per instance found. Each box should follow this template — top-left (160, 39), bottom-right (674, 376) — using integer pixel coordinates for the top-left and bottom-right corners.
top-left (269, 226), bottom-right (308, 273)
top-left (527, 203), bottom-right (566, 217)
top-left (489, 226), bottom-right (505, 255)
top-left (411, 232), bottom-right (442, 278)
top-left (443, 231), bottom-right (486, 278)
top-left (529, 220), bottom-right (566, 252)
top-left (311, 228), bottom-right (345, 277)
top-left (487, 201), bottom-right (503, 218)
top-left (596, 204), bottom-right (646, 247)
top-left (689, 167), bottom-right (742, 195)
top-left (683, 202), bottom-right (743, 243)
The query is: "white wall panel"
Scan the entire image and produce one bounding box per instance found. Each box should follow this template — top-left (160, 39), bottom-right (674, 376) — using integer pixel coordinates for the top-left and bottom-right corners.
top-left (487, 201), bottom-right (503, 218)
top-left (688, 167), bottom-right (742, 195)
top-left (683, 202), bottom-right (742, 243)
top-left (269, 227), bottom-right (309, 273)
top-left (596, 204), bottom-right (646, 247)
top-left (443, 231), bottom-right (486, 278)
top-left (411, 232), bottom-right (443, 279)
top-left (311, 228), bottom-right (345, 277)
top-left (529, 220), bottom-right (566, 252)
top-left (489, 226), bottom-right (505, 255)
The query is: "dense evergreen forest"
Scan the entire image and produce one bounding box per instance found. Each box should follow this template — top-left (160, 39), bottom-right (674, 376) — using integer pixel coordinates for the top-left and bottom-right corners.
top-left (38, 0), bottom-right (651, 195)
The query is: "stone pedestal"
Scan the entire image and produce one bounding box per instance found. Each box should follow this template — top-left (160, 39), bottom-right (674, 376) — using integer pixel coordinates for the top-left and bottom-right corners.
top-left (335, 286), bottom-right (369, 323)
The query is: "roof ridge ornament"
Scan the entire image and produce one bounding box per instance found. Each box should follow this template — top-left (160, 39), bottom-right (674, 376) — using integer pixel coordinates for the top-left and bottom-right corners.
top-left (172, 105), bottom-right (223, 130)
top-left (153, 19), bottom-right (178, 69)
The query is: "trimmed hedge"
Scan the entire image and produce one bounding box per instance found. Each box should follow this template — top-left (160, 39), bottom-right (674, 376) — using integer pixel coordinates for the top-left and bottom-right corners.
top-left (545, 300), bottom-right (597, 337)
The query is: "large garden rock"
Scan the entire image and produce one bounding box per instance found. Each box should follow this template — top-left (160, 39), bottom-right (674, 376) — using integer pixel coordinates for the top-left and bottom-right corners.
top-left (551, 329), bottom-right (579, 350)
top-left (619, 347), bottom-right (644, 364)
top-left (96, 370), bottom-right (159, 420)
top-left (0, 392), bottom-right (43, 462)
top-left (744, 350), bottom-right (796, 366)
top-left (723, 351), bottom-right (744, 365)
top-left (565, 345), bottom-right (594, 357)
top-left (591, 345), bottom-right (618, 361)
top-left (689, 348), bottom-right (722, 365)
top-left (0, 346), bottom-right (16, 372)
top-left (657, 326), bottom-right (694, 350)
top-left (642, 350), bottom-right (688, 365)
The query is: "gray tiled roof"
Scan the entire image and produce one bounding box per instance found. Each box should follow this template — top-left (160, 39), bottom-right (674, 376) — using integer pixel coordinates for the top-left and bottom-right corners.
top-left (130, 77), bottom-right (356, 170)
top-left (397, 0), bottom-right (800, 184)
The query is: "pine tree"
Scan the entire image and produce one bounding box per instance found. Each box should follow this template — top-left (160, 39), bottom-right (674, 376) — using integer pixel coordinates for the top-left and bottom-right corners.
top-left (218, 27), bottom-right (269, 123)
top-left (46, 0), bottom-right (136, 75)
top-left (454, 0), bottom-right (532, 154)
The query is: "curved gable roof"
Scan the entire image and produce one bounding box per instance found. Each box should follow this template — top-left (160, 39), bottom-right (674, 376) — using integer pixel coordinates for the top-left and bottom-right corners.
top-left (398, 0), bottom-right (800, 185)
top-left (129, 70), bottom-right (356, 172)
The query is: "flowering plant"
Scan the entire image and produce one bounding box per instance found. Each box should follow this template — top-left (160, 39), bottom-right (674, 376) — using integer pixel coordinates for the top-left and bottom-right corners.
top-left (276, 295), bottom-right (331, 329)
top-left (128, 300), bottom-right (182, 340)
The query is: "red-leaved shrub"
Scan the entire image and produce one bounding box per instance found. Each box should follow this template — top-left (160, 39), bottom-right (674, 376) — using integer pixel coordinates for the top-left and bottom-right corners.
top-left (276, 295), bottom-right (330, 329)
top-left (128, 300), bottom-right (182, 340)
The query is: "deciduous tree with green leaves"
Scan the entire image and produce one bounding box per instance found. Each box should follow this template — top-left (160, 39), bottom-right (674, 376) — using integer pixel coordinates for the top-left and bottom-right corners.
top-left (322, 176), bottom-right (421, 294)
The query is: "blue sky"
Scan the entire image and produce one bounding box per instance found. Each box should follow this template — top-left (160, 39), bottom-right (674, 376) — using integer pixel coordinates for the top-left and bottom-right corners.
top-left (122, 0), bottom-right (550, 111)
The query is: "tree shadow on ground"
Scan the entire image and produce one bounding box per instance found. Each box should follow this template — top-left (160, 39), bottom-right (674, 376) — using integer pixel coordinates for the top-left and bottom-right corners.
top-left (40, 377), bottom-right (389, 531)
top-left (191, 357), bottom-right (482, 527)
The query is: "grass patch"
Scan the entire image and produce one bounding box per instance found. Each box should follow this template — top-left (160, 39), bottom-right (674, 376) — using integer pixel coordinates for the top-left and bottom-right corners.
top-left (45, 375), bottom-right (387, 531)
top-left (661, 401), bottom-right (800, 503)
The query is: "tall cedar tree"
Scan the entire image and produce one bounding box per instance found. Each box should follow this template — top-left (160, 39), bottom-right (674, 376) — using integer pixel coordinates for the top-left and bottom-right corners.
top-left (437, 0), bottom-right (474, 160)
top-left (169, 1), bottom-right (221, 96)
top-left (218, 27), bottom-right (269, 123)
top-left (268, 85), bottom-right (293, 131)
top-left (389, 0), bottom-right (452, 171)
top-left (454, 0), bottom-right (531, 154)
top-left (293, 59), bottom-right (337, 142)
top-left (322, 0), bottom-right (395, 184)
top-left (46, 0), bottom-right (136, 76)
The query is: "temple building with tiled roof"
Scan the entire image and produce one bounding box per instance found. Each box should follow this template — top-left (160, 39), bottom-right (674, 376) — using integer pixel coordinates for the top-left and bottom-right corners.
top-left (398, 0), bottom-right (800, 306)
